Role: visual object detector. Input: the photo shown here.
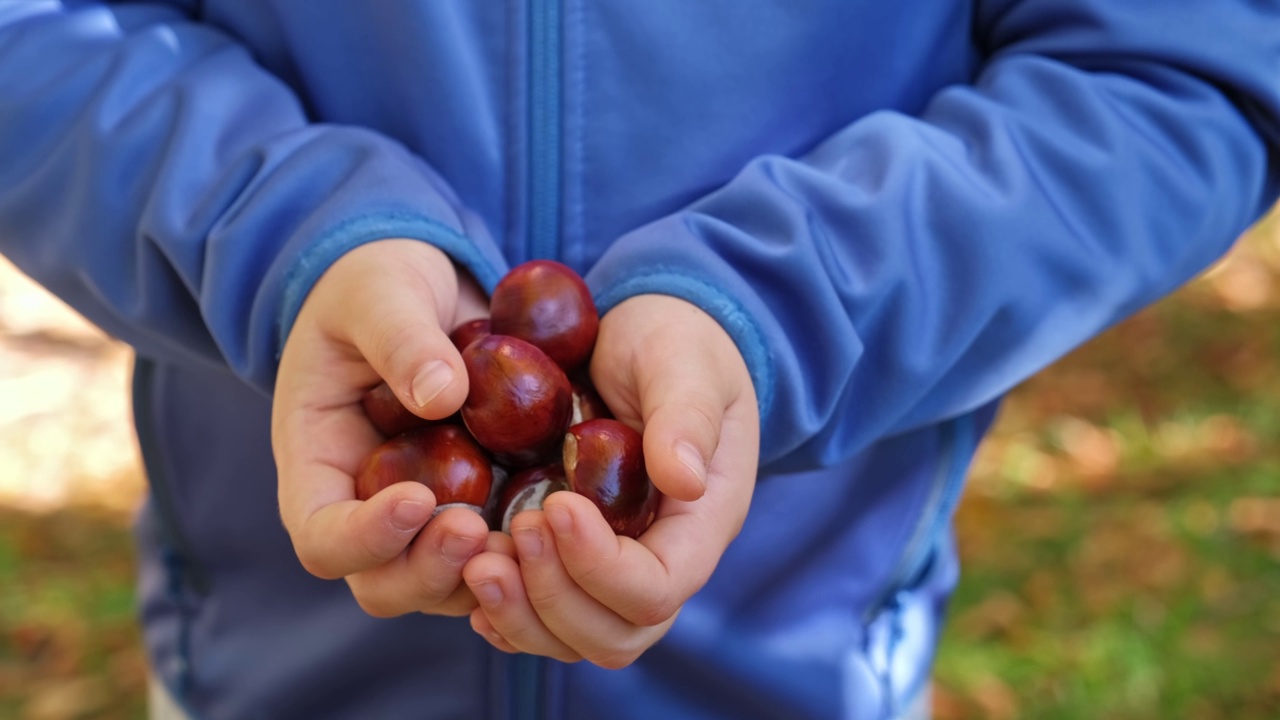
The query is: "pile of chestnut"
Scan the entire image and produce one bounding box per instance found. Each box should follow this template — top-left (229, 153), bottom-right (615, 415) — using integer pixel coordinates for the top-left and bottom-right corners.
top-left (355, 260), bottom-right (658, 538)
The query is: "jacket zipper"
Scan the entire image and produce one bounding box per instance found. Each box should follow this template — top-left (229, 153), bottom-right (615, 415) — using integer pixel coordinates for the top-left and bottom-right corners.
top-left (863, 412), bottom-right (974, 624)
top-left (527, 0), bottom-right (562, 262)
top-left (860, 413), bottom-right (974, 717)
top-left (510, 0), bottom-right (561, 718)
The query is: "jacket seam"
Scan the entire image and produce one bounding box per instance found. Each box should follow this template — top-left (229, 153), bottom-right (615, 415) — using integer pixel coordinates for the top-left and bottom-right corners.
top-left (864, 412), bottom-right (975, 622)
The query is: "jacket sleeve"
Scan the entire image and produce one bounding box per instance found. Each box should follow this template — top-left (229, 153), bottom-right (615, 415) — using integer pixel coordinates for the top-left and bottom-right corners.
top-left (585, 0), bottom-right (1280, 472)
top-left (0, 1), bottom-right (508, 394)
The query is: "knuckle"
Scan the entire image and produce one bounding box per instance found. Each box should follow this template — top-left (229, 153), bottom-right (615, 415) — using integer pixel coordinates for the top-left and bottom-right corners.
top-left (524, 583), bottom-right (565, 610)
top-left (412, 567), bottom-right (457, 605)
top-left (370, 315), bottom-right (435, 370)
top-left (494, 621), bottom-right (542, 650)
top-left (352, 514), bottom-right (398, 568)
top-left (588, 645), bottom-right (643, 671)
top-left (625, 596), bottom-right (679, 628)
top-left (432, 594), bottom-right (479, 618)
top-left (353, 594), bottom-right (396, 617)
top-left (553, 650), bottom-right (585, 665)
top-left (293, 543), bottom-right (342, 581)
top-left (680, 396), bottom-right (721, 443)
top-left (565, 554), bottom-right (609, 587)
top-left (353, 591), bottom-right (401, 619)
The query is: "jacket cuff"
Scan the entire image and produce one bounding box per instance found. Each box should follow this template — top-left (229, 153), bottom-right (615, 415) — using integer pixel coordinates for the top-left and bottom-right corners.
top-left (585, 217), bottom-right (776, 425)
top-left (275, 211), bottom-right (506, 357)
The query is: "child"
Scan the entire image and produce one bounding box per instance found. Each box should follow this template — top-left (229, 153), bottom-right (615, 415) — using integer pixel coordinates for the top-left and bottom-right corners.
top-left (1, 2), bottom-right (1277, 718)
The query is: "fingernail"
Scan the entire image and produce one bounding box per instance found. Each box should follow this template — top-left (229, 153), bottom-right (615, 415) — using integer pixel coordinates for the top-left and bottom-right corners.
top-left (441, 534), bottom-right (477, 565)
top-left (472, 580), bottom-right (504, 606)
top-left (545, 505), bottom-right (574, 537)
top-left (513, 527), bottom-right (543, 560)
top-left (674, 441), bottom-right (707, 491)
top-left (391, 501), bottom-right (431, 532)
top-left (410, 360), bottom-right (455, 409)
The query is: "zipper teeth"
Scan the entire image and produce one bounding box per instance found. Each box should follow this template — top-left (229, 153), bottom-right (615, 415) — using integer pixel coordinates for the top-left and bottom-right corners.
top-left (863, 413), bottom-right (973, 622)
top-left (528, 0), bottom-right (561, 260)
top-left (512, 2), bottom-right (560, 719)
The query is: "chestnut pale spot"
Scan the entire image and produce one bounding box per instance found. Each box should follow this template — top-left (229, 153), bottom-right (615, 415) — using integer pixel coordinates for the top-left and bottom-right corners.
top-left (569, 380), bottom-right (611, 425)
top-left (563, 419), bottom-right (658, 538)
top-left (563, 433), bottom-right (578, 472)
top-left (495, 464), bottom-right (569, 532)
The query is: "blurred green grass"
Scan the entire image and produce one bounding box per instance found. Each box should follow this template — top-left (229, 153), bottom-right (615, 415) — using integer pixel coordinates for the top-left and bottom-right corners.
top-left (1, 212), bottom-right (1278, 719)
top-left (935, 210), bottom-right (1280, 719)
top-left (0, 509), bottom-right (147, 720)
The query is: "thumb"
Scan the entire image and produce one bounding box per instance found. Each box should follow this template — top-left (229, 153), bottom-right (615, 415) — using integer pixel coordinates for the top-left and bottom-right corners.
top-left (638, 371), bottom-right (724, 503)
top-left (343, 246), bottom-right (469, 421)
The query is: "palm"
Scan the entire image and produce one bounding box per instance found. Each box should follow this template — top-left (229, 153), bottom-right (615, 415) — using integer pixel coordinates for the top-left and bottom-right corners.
top-left (271, 240), bottom-right (495, 618)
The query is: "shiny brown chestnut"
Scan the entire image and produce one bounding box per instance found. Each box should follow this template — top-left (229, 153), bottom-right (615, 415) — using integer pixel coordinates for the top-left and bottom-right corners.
top-left (489, 260), bottom-right (598, 371)
top-left (563, 419), bottom-right (658, 538)
top-left (461, 334), bottom-right (573, 467)
top-left (449, 318), bottom-right (491, 352)
top-left (355, 425), bottom-right (493, 515)
top-left (361, 382), bottom-right (433, 438)
top-left (493, 464), bottom-right (570, 533)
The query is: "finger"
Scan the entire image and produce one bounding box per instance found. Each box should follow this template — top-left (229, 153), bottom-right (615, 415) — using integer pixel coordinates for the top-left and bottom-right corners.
top-left (273, 342), bottom-right (438, 579)
top-left (284, 473), bottom-right (437, 580)
top-left (462, 549), bottom-right (584, 664)
top-left (639, 391), bottom-right (719, 502)
top-left (632, 349), bottom-right (731, 503)
top-left (344, 507), bottom-right (490, 617)
top-left (484, 529), bottom-right (518, 558)
top-left (539, 411), bottom-right (755, 628)
top-left (469, 609), bottom-right (520, 654)
top-left (350, 282), bottom-right (468, 423)
top-left (509, 512), bottom-right (673, 669)
top-left (348, 570), bottom-right (476, 619)
top-left (535, 492), bottom-right (693, 627)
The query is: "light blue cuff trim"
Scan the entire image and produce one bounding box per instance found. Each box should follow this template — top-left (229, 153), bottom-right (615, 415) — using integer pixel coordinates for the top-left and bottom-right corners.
top-left (276, 213), bottom-right (503, 354)
top-left (592, 269), bottom-right (775, 421)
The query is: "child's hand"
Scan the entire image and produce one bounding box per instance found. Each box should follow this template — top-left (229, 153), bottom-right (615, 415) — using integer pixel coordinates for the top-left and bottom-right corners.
top-left (272, 239), bottom-right (495, 618)
top-left (462, 295), bottom-right (760, 667)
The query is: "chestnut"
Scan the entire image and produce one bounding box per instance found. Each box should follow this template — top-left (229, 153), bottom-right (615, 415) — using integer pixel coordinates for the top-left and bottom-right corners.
top-left (493, 464), bottom-right (569, 533)
top-left (461, 334), bottom-right (573, 467)
top-left (482, 463), bottom-right (509, 526)
top-left (361, 382), bottom-right (433, 438)
top-left (489, 260), bottom-right (598, 371)
top-left (563, 419), bottom-right (658, 538)
top-left (355, 425), bottom-right (493, 515)
top-left (570, 379), bottom-right (612, 425)
top-left (449, 318), bottom-right (491, 352)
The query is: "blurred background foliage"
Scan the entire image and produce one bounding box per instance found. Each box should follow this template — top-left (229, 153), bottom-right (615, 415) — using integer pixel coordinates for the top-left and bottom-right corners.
top-left (0, 206), bottom-right (1277, 719)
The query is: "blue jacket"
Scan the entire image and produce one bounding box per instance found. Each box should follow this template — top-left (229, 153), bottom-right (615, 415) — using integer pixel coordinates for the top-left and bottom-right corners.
top-left (2, 1), bottom-right (1277, 718)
